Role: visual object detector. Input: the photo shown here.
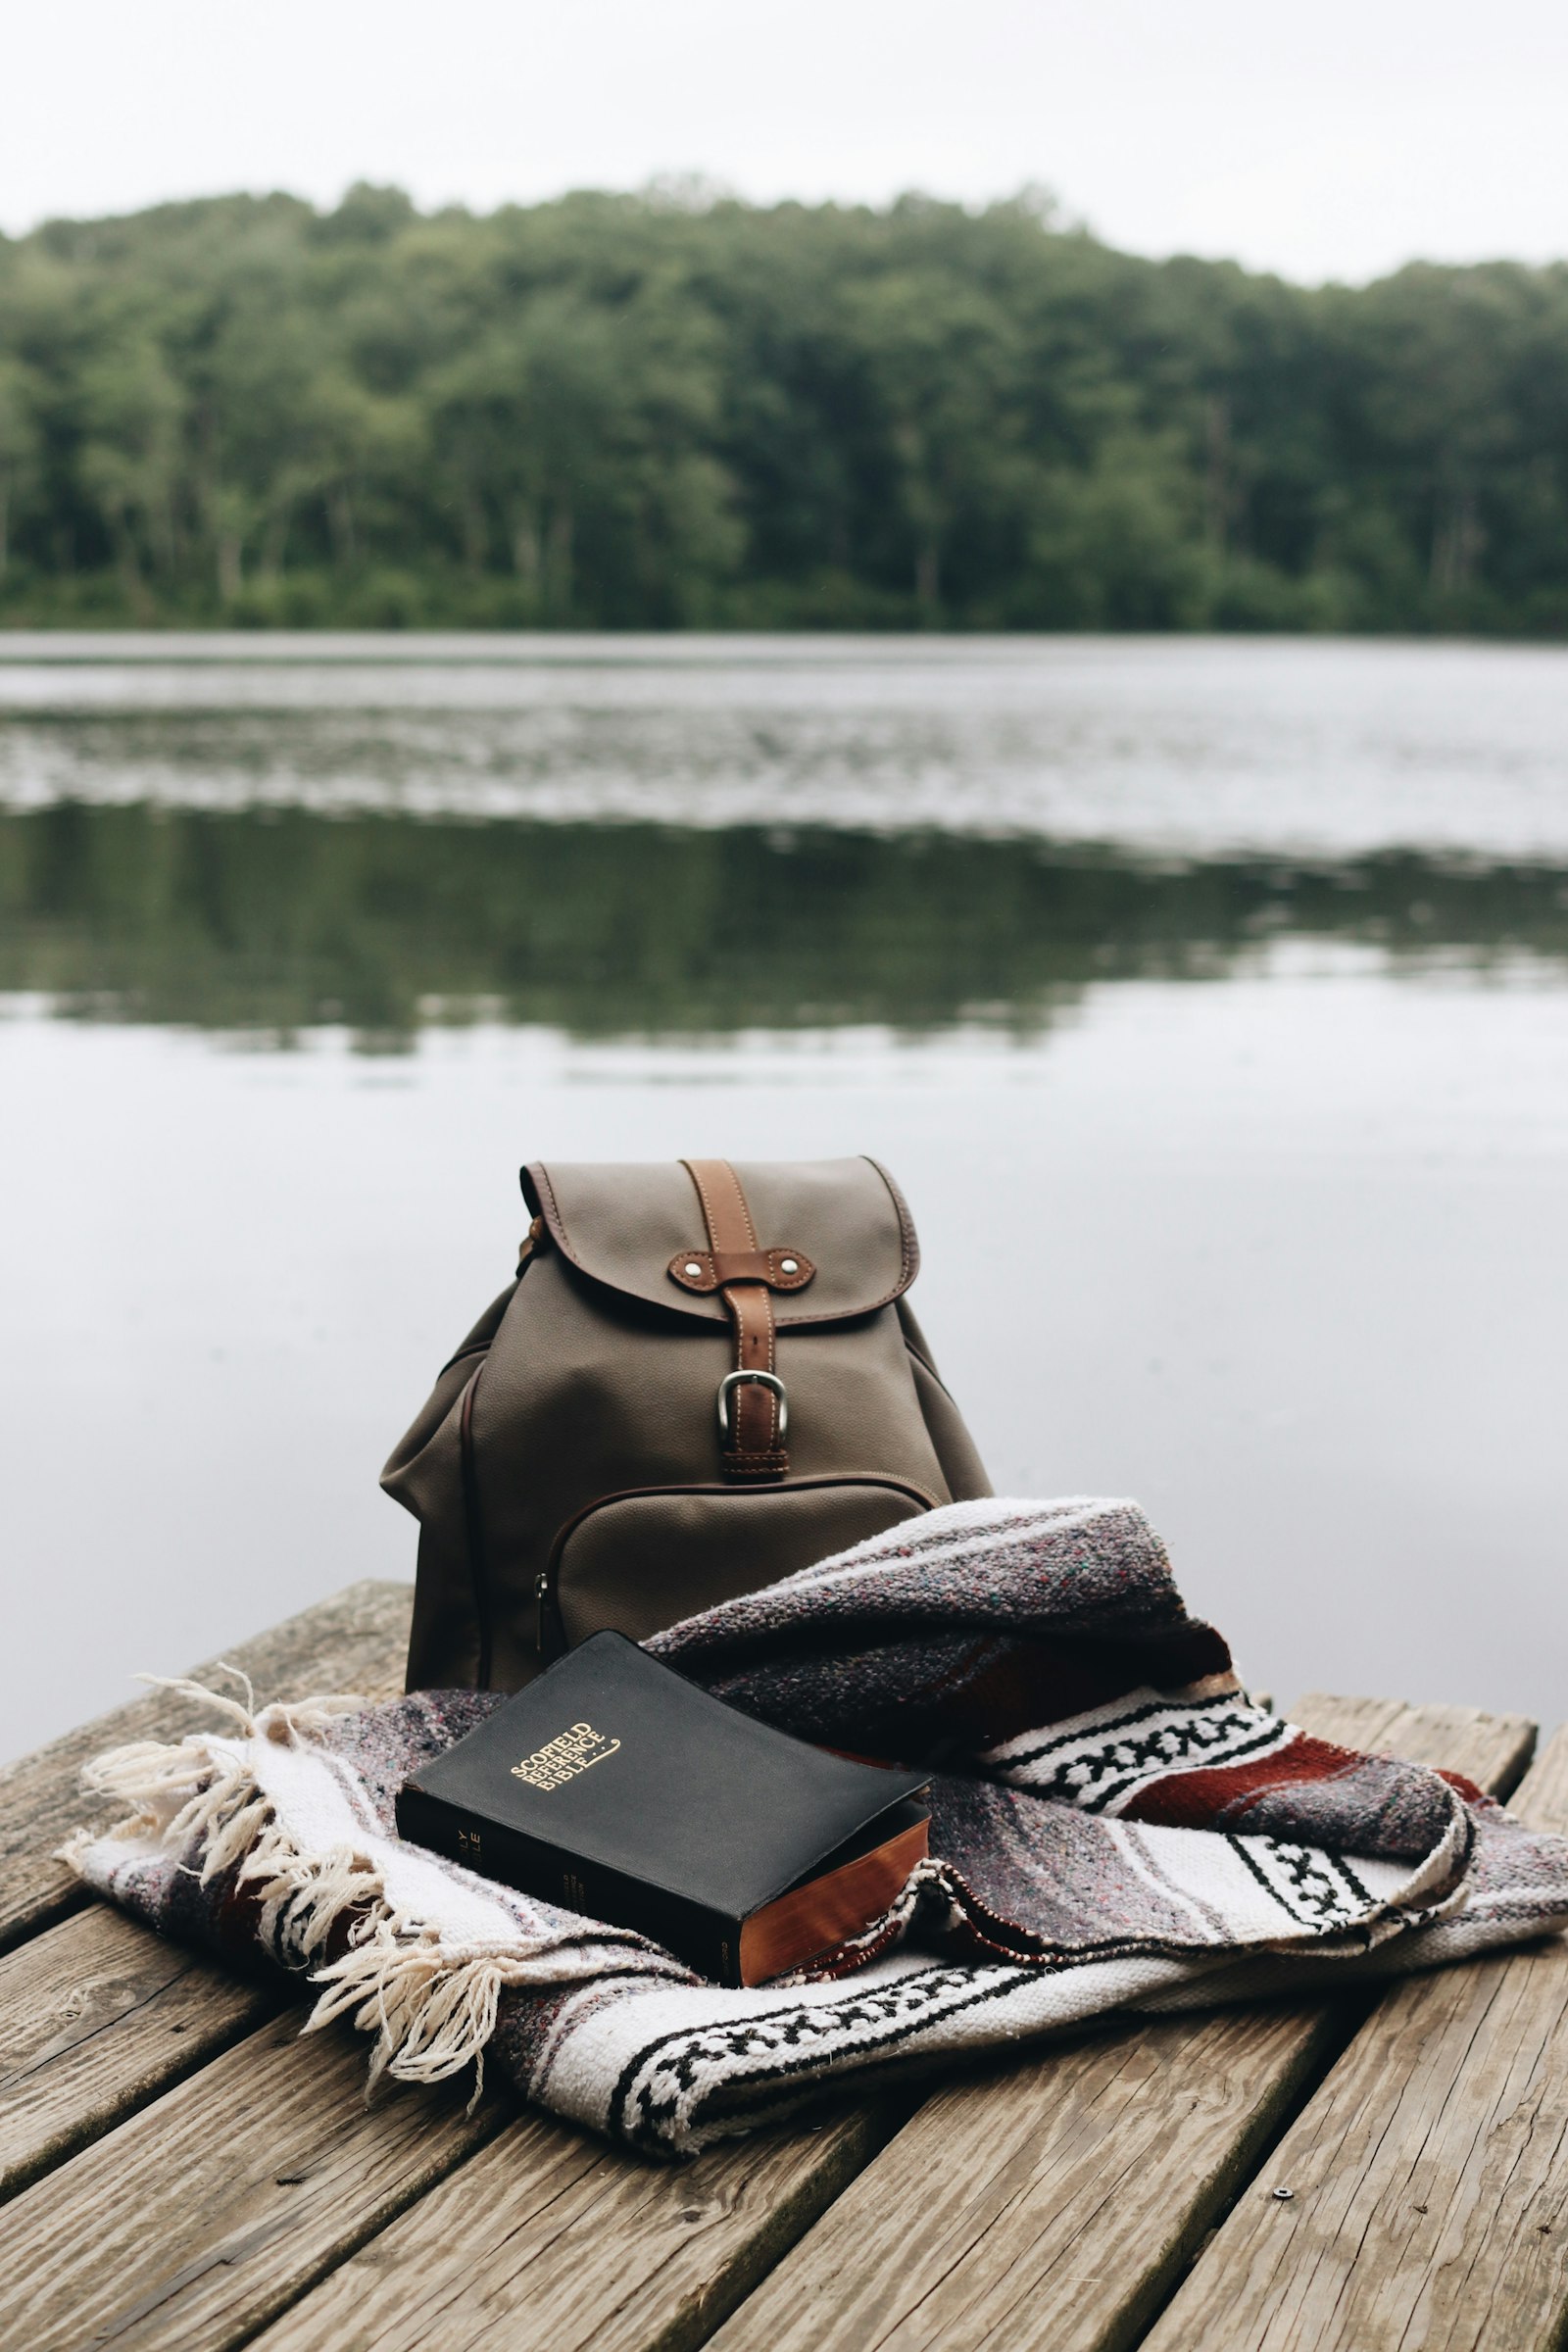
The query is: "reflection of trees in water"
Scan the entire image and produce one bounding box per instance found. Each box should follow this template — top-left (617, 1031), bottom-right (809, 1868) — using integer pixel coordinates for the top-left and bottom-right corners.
top-left (2, 800), bottom-right (1565, 1046)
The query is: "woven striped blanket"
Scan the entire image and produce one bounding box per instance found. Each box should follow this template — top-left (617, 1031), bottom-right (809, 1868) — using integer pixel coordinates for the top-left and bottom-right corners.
top-left (67, 1498), bottom-right (1568, 2157)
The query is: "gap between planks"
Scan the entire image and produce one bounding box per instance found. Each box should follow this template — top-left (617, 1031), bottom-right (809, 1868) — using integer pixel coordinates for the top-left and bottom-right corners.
top-left (0, 2011), bottom-right (505, 2352)
top-left (0, 1905), bottom-right (280, 2202)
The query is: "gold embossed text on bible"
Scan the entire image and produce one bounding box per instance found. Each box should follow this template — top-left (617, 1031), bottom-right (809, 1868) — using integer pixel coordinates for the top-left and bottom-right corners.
top-left (511, 1722), bottom-right (622, 1791)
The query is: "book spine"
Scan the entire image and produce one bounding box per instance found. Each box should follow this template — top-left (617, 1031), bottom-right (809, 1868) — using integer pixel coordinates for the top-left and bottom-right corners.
top-left (395, 1785), bottom-right (743, 1985)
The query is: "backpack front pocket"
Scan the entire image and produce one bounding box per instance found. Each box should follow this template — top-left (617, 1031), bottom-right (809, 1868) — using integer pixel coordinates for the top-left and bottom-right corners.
top-left (544, 1476), bottom-right (936, 1656)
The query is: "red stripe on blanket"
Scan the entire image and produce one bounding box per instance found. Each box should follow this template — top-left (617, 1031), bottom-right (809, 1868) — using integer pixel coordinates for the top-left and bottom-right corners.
top-left (1120, 1734), bottom-right (1362, 1830)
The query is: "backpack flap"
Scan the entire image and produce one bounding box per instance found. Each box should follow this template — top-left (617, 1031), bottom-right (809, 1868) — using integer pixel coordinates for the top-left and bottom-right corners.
top-left (520, 1157), bottom-right (917, 1327)
top-left (521, 1156), bottom-right (920, 1484)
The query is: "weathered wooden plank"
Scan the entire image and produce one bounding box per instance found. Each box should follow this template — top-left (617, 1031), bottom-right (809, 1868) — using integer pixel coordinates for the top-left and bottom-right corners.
top-left (1138, 1722), bottom-right (1568, 2352)
top-left (1292, 1692), bottom-right (1538, 1790)
top-left (248, 2102), bottom-right (896, 2352)
top-left (0, 1903), bottom-right (276, 2203)
top-left (0, 1578), bottom-right (412, 1956)
top-left (1517, 1725), bottom-right (1568, 1839)
top-left (1286, 1694), bottom-right (1407, 1751)
top-left (695, 1697), bottom-right (1535, 2352)
top-left (0, 2009), bottom-right (499, 2352)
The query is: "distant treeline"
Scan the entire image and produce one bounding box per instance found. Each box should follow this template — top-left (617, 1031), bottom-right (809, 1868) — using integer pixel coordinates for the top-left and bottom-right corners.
top-left (2, 185), bottom-right (1567, 634)
top-left (3, 802), bottom-right (1563, 1041)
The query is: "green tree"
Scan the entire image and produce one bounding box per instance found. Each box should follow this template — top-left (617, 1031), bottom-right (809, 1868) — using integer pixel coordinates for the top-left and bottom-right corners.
top-left (0, 356), bottom-right (42, 582)
top-left (2, 185), bottom-right (1568, 633)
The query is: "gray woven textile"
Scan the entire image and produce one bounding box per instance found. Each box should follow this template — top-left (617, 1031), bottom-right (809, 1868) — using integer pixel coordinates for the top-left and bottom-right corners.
top-left (68, 1498), bottom-right (1568, 2156)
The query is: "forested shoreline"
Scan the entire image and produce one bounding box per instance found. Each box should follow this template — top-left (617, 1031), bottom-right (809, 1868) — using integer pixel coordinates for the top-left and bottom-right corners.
top-left (1, 184), bottom-right (1565, 634)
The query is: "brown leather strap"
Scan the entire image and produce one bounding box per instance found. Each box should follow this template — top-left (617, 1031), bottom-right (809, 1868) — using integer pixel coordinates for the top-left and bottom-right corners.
top-left (681, 1157), bottom-right (789, 1481)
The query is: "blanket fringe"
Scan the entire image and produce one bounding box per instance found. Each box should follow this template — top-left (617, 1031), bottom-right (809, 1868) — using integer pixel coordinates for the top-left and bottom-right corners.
top-left (61, 1678), bottom-right (585, 2107)
top-left (305, 1933), bottom-right (514, 2101)
top-left (74, 1670), bottom-right (366, 1881)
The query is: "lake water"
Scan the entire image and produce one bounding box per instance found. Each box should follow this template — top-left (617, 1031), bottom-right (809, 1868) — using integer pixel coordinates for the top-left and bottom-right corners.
top-left (3, 634), bottom-right (1565, 1760)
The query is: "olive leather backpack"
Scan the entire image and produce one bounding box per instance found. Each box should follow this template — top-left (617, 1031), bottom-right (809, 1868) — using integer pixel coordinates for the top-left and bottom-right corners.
top-left (385, 1156), bottom-right (992, 1691)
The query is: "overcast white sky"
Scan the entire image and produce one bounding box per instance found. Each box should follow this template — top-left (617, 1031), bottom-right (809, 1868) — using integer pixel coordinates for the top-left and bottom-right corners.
top-left (5, 0), bottom-right (1566, 284)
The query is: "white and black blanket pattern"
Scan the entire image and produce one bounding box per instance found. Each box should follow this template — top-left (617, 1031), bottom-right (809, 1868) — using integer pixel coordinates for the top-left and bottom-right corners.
top-left (67, 1498), bottom-right (1568, 2156)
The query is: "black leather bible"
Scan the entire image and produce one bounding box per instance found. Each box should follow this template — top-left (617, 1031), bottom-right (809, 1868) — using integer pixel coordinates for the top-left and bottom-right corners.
top-left (396, 1632), bottom-right (929, 1985)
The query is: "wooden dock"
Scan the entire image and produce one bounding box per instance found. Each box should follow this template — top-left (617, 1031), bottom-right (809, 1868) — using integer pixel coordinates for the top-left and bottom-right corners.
top-left (1, 1579), bottom-right (1564, 2351)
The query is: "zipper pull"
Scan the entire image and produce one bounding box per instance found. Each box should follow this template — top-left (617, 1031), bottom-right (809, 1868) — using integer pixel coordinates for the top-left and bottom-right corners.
top-left (534, 1571), bottom-right (553, 1660)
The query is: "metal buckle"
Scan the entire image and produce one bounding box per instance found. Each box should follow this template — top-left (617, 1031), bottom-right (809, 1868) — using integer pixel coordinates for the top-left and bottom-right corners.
top-left (716, 1369), bottom-right (788, 1444)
